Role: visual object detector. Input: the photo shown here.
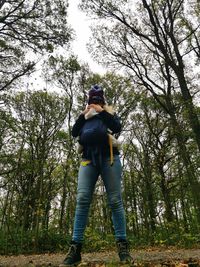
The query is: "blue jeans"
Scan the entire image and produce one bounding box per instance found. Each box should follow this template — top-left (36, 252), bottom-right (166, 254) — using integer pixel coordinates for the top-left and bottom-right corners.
top-left (72, 155), bottom-right (127, 243)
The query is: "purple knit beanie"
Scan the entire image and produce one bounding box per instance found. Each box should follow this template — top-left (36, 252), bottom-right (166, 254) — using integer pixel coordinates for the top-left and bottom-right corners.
top-left (88, 85), bottom-right (105, 104)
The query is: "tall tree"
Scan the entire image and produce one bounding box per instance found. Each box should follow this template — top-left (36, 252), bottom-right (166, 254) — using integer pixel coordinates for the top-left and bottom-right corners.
top-left (80, 0), bottom-right (200, 152)
top-left (43, 55), bottom-right (81, 232)
top-left (1, 91), bottom-right (69, 239)
top-left (79, 0), bottom-right (200, 222)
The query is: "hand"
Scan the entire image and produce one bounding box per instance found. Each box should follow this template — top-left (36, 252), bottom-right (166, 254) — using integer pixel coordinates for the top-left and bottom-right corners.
top-left (82, 105), bottom-right (90, 115)
top-left (88, 104), bottom-right (104, 113)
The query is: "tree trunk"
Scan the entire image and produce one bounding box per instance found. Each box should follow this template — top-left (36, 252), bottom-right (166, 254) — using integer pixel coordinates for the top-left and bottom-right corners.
top-left (175, 68), bottom-right (200, 153)
top-left (167, 100), bottom-right (200, 222)
top-left (158, 165), bottom-right (174, 223)
top-left (59, 170), bottom-right (68, 233)
top-left (143, 151), bottom-right (156, 234)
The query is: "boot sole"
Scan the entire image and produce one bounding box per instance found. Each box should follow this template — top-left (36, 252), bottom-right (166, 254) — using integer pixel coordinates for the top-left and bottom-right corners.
top-left (120, 260), bottom-right (134, 266)
top-left (59, 261), bottom-right (81, 267)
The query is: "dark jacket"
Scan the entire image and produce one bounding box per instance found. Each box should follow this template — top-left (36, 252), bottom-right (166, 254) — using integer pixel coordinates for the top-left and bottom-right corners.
top-left (72, 110), bottom-right (122, 160)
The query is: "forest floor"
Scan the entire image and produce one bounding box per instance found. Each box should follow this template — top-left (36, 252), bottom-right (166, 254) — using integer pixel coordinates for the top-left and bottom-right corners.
top-left (0, 247), bottom-right (200, 267)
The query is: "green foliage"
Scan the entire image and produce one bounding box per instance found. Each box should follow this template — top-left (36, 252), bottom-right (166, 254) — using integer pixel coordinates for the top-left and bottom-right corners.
top-left (0, 225), bottom-right (199, 255)
top-left (84, 227), bottom-right (115, 252)
top-left (1, 0), bottom-right (199, 258)
top-left (36, 230), bottom-right (70, 253)
top-left (1, 69), bottom-right (200, 256)
top-left (0, 228), bottom-right (70, 255)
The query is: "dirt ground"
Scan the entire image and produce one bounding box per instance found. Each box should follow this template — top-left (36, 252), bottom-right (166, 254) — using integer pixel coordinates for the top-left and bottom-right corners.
top-left (0, 248), bottom-right (200, 267)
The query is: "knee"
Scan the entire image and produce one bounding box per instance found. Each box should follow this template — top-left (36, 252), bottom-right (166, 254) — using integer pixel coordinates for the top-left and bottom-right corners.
top-left (108, 194), bottom-right (123, 209)
top-left (77, 192), bottom-right (92, 207)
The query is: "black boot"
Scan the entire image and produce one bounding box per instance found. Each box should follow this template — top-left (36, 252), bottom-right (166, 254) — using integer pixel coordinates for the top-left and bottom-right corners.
top-left (116, 239), bottom-right (134, 264)
top-left (62, 241), bottom-right (82, 266)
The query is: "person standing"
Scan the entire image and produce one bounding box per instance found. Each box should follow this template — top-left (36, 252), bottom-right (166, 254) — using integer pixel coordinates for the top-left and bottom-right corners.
top-left (61, 85), bottom-right (133, 266)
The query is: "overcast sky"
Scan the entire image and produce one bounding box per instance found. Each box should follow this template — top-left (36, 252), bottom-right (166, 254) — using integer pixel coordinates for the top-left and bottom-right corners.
top-left (68, 0), bottom-right (106, 74)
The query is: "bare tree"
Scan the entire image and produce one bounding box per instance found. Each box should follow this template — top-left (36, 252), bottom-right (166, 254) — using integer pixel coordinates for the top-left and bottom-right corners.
top-left (0, 0), bottom-right (72, 91)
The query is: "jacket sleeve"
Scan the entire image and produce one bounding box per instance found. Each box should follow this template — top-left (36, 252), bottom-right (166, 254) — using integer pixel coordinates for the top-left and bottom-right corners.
top-left (71, 114), bottom-right (86, 137)
top-left (99, 110), bottom-right (122, 134)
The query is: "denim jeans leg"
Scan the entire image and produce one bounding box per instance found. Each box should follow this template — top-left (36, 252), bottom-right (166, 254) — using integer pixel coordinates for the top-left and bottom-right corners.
top-left (72, 162), bottom-right (99, 243)
top-left (101, 155), bottom-right (126, 241)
